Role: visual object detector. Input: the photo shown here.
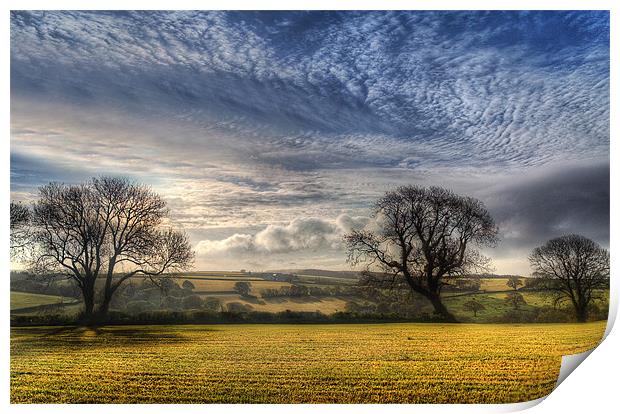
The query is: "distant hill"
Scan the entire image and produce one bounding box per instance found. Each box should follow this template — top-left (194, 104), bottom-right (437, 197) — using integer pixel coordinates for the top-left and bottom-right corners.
top-left (269, 269), bottom-right (362, 280)
top-left (269, 269), bottom-right (524, 280)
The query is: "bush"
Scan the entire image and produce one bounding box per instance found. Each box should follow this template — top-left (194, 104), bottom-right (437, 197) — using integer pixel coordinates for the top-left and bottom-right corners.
top-left (204, 297), bottom-right (222, 312)
top-left (182, 295), bottom-right (204, 310)
top-left (533, 307), bottom-right (573, 323)
top-left (493, 309), bottom-right (535, 323)
top-left (493, 307), bottom-right (574, 323)
top-left (588, 302), bottom-right (609, 321)
top-left (226, 302), bottom-right (254, 313)
top-left (126, 300), bottom-right (157, 314)
top-left (162, 295), bottom-right (183, 310)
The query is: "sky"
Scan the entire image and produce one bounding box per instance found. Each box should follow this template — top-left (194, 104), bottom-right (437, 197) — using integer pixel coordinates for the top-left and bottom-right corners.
top-left (10, 11), bottom-right (610, 274)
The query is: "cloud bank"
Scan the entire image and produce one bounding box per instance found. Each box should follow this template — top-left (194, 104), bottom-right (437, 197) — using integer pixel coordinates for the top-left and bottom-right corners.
top-left (196, 214), bottom-right (371, 257)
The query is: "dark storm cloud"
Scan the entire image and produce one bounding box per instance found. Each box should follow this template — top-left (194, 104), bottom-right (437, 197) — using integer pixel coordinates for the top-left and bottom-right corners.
top-left (484, 162), bottom-right (610, 251)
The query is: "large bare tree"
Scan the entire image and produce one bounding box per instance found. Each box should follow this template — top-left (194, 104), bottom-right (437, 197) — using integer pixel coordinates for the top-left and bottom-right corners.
top-left (30, 177), bottom-right (194, 323)
top-left (529, 234), bottom-right (609, 322)
top-left (345, 186), bottom-right (498, 322)
top-left (10, 201), bottom-right (32, 256)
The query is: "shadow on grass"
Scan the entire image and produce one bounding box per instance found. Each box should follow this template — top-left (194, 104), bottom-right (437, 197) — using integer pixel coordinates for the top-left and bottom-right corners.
top-left (14, 325), bottom-right (222, 348)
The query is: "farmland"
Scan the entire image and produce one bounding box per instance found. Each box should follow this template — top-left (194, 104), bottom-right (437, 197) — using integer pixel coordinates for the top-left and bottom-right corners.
top-left (10, 292), bottom-right (78, 311)
top-left (10, 272), bottom-right (609, 323)
top-left (11, 321), bottom-right (606, 403)
top-left (178, 278), bottom-right (293, 294)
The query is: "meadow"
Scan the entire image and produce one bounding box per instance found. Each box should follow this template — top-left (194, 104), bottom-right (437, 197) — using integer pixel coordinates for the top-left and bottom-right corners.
top-left (10, 292), bottom-right (78, 311)
top-left (11, 321), bottom-right (606, 403)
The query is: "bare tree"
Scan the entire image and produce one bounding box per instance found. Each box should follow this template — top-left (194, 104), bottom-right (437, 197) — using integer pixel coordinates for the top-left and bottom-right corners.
top-left (506, 276), bottom-right (523, 291)
top-left (529, 234), bottom-right (609, 322)
top-left (346, 186), bottom-right (498, 322)
top-left (30, 177), bottom-right (194, 323)
top-left (10, 201), bottom-right (32, 256)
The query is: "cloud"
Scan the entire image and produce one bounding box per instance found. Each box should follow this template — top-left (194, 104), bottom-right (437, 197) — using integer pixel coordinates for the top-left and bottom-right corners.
top-left (195, 233), bottom-right (255, 256)
top-left (483, 161), bottom-right (610, 251)
top-left (196, 214), bottom-right (373, 257)
top-left (11, 11), bottom-right (609, 174)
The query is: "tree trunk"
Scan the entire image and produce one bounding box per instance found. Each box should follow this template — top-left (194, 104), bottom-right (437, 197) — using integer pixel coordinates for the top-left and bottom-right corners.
top-left (83, 294), bottom-right (94, 319)
top-left (96, 285), bottom-right (117, 323)
top-left (427, 292), bottom-right (458, 322)
top-left (575, 305), bottom-right (588, 322)
top-left (80, 280), bottom-right (96, 325)
top-left (97, 297), bottom-right (111, 321)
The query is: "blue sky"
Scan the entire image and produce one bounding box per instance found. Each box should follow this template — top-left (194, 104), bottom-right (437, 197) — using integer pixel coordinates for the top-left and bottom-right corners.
top-left (10, 11), bottom-right (610, 273)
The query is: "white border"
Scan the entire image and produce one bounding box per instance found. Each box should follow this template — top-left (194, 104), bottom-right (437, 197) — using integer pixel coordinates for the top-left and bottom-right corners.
top-left (2, 1), bottom-right (617, 413)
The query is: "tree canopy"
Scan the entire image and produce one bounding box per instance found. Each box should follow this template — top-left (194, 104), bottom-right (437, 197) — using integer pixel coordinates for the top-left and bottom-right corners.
top-left (529, 234), bottom-right (609, 322)
top-left (346, 185), bottom-right (498, 322)
top-left (29, 176), bottom-right (194, 323)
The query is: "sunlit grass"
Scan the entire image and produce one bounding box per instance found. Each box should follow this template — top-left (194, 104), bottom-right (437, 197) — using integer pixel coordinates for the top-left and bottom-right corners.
top-left (11, 321), bottom-right (606, 403)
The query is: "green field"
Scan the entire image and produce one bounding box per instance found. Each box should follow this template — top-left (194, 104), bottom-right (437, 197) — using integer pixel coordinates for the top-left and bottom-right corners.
top-left (11, 321), bottom-right (606, 403)
top-left (479, 278), bottom-right (522, 292)
top-left (10, 291), bottom-right (76, 311)
top-left (179, 278), bottom-right (293, 293)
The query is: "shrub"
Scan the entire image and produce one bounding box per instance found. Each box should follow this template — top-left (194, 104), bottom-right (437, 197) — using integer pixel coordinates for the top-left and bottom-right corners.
top-left (533, 307), bottom-right (573, 323)
top-left (182, 295), bottom-right (204, 310)
top-left (204, 297), bottom-right (222, 312)
top-left (126, 300), bottom-right (157, 314)
top-left (226, 302), bottom-right (254, 313)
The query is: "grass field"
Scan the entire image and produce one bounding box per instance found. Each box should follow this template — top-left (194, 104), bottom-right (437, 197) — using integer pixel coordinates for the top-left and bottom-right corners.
top-left (11, 321), bottom-right (606, 403)
top-left (10, 292), bottom-right (75, 311)
top-left (194, 294), bottom-right (351, 313)
top-left (479, 278), bottom-right (521, 292)
top-left (179, 278), bottom-right (293, 293)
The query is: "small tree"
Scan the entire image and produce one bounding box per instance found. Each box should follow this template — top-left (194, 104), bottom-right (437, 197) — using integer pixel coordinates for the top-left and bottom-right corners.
top-left (506, 276), bottom-right (523, 291)
top-left (182, 280), bottom-right (195, 291)
top-left (462, 298), bottom-right (485, 317)
top-left (505, 292), bottom-right (526, 310)
top-left (234, 281), bottom-right (251, 297)
top-left (529, 234), bottom-right (609, 322)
